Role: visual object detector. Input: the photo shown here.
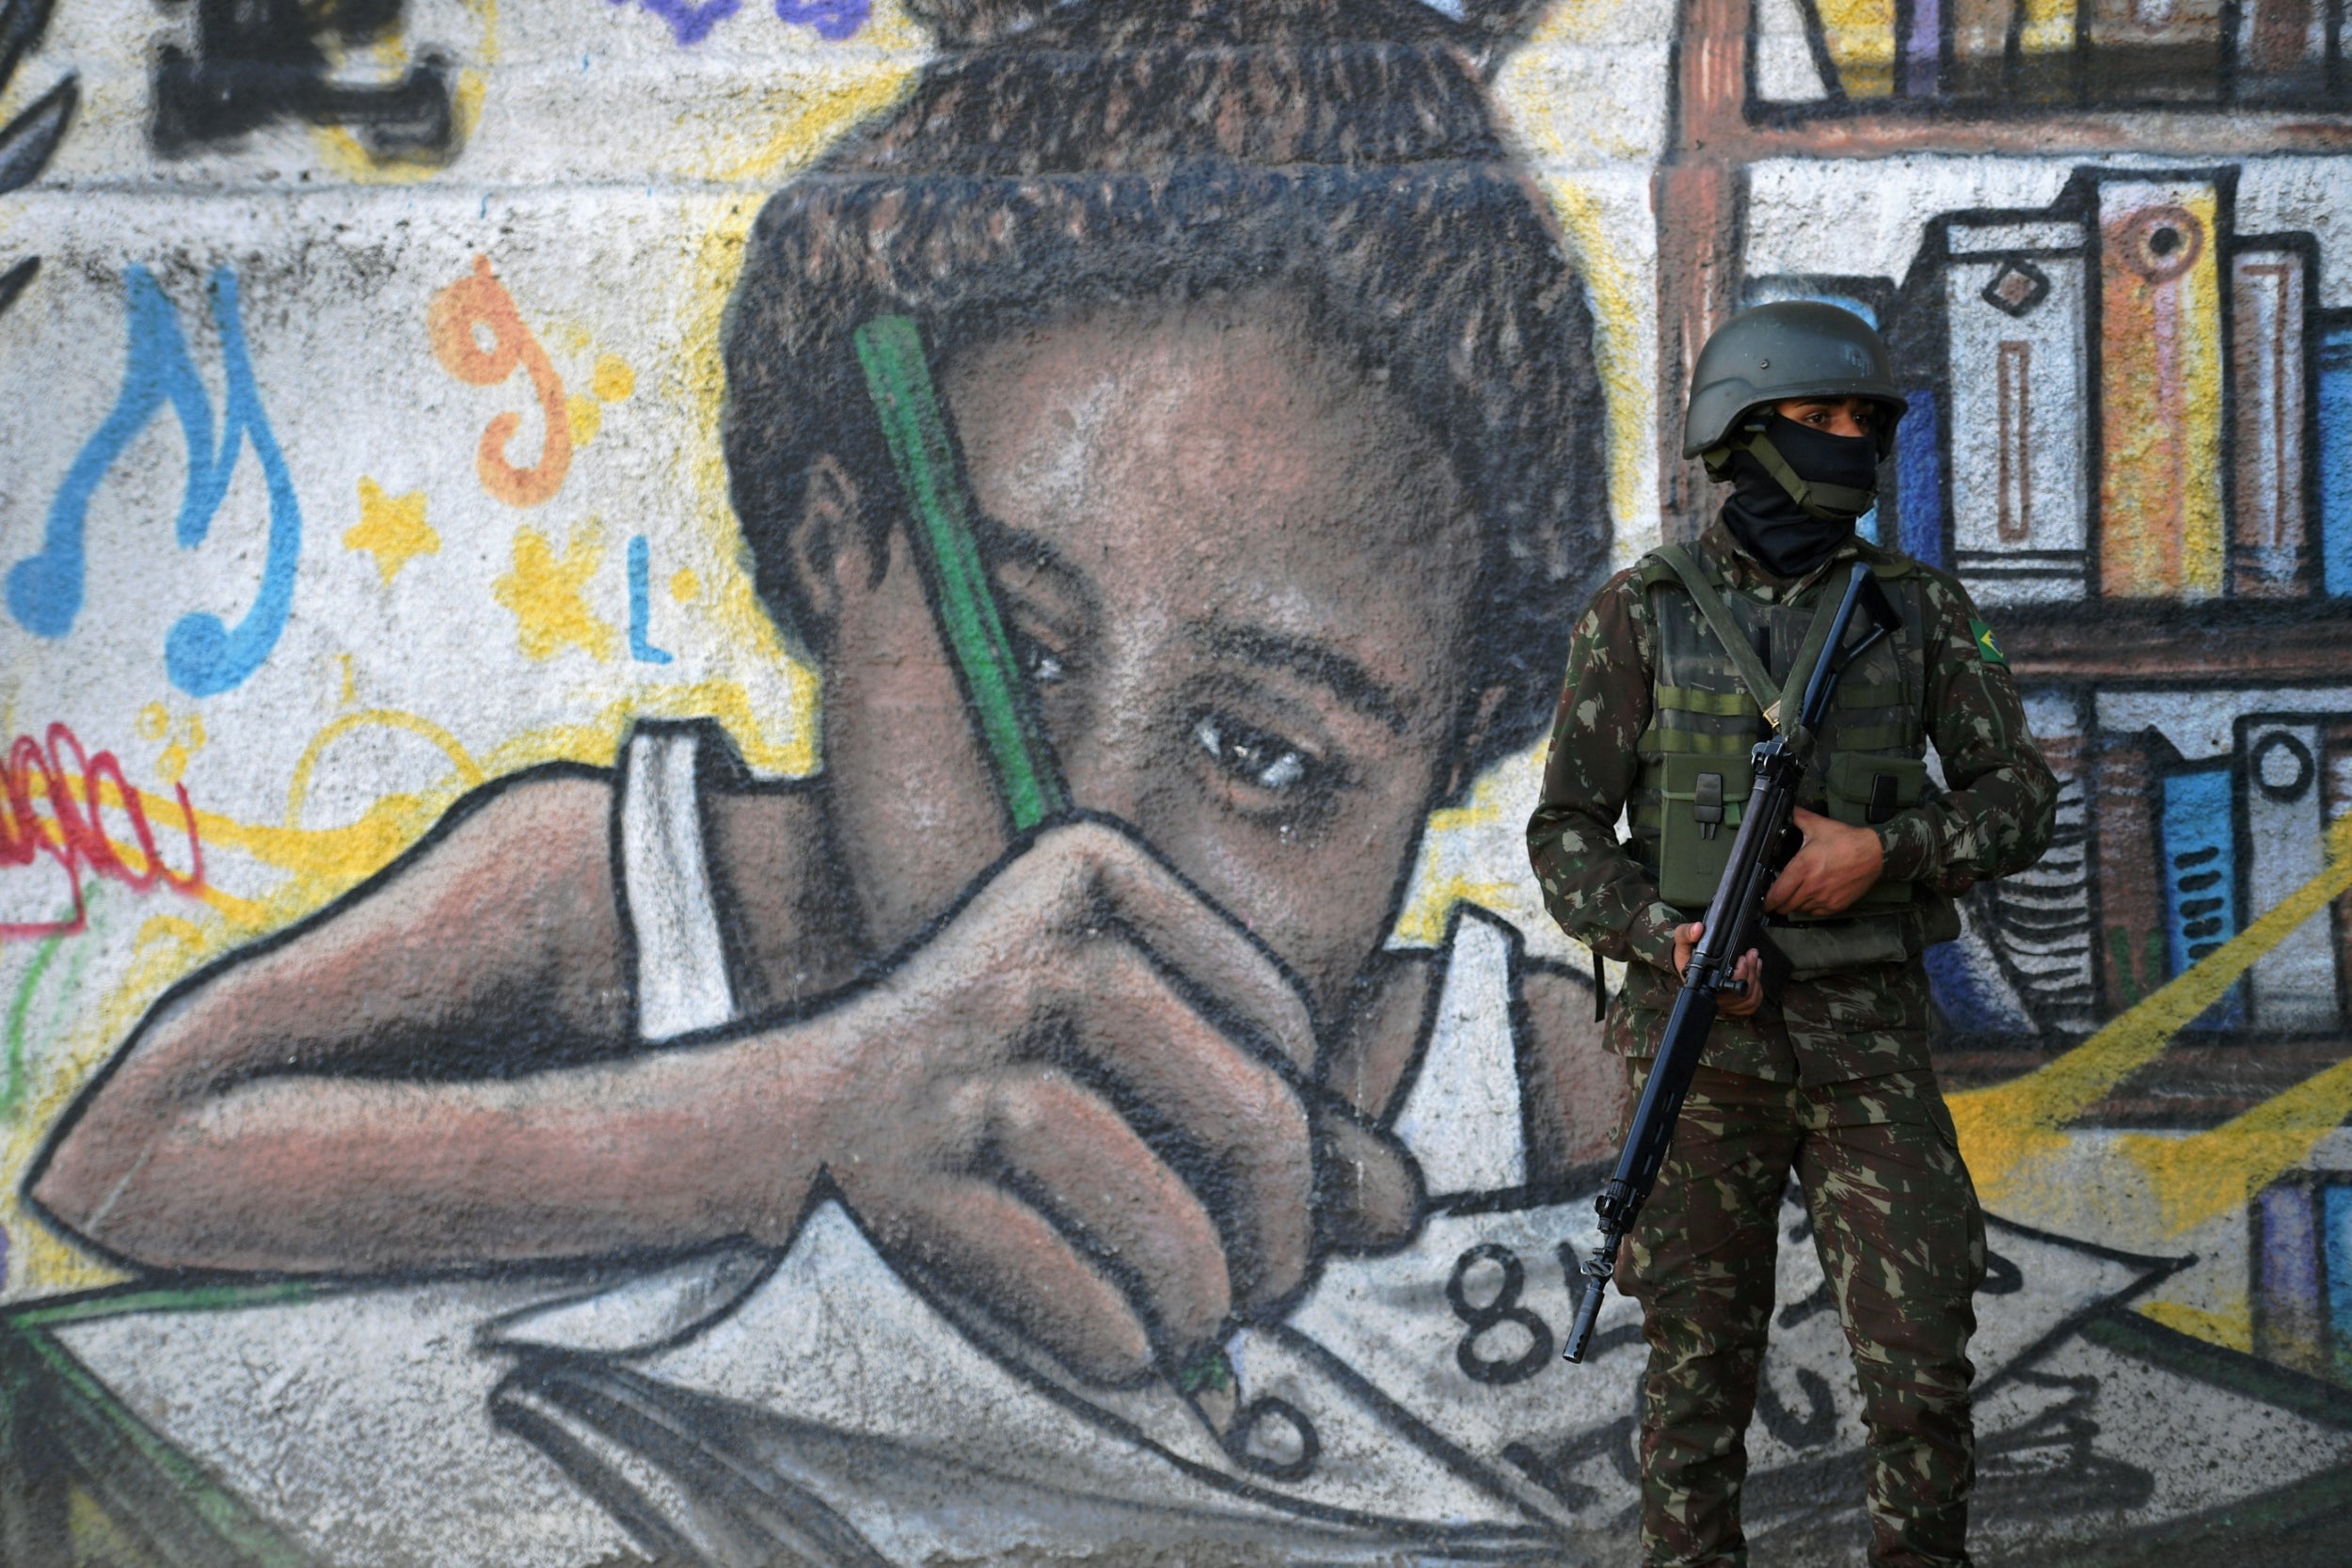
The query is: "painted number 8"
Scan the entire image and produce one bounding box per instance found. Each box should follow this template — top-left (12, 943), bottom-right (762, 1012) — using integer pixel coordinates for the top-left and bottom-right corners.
top-left (1446, 1243), bottom-right (1554, 1386)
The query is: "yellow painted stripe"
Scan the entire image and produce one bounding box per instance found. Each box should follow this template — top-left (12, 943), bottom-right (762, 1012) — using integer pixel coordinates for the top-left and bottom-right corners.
top-left (2136, 1298), bottom-right (2251, 1354)
top-left (1951, 809), bottom-right (2352, 1201)
top-left (1530, 176), bottom-right (1655, 570)
top-left (2122, 1054), bottom-right (2352, 1235)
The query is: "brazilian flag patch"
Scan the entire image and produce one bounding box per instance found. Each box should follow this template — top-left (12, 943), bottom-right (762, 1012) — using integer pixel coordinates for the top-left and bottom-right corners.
top-left (1969, 618), bottom-right (2008, 666)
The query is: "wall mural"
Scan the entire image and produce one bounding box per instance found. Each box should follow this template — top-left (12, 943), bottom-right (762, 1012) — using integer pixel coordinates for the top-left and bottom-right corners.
top-left (0, 0), bottom-right (2347, 1564)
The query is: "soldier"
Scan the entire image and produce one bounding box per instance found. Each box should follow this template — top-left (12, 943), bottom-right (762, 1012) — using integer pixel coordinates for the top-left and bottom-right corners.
top-left (1527, 301), bottom-right (2058, 1568)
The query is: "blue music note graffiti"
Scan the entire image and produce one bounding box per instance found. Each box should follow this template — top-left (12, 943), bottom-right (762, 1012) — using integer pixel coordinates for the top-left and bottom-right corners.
top-left (8, 265), bottom-right (302, 697)
top-left (774, 0), bottom-right (866, 40)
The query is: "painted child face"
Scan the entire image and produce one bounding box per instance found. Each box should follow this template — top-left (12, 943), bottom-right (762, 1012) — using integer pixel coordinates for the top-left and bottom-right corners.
top-left (816, 296), bottom-right (1486, 1019)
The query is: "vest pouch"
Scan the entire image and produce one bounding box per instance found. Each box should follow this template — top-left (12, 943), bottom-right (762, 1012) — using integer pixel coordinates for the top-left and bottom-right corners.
top-left (1764, 916), bottom-right (1911, 982)
top-left (1821, 752), bottom-right (1926, 910)
top-left (1915, 893), bottom-right (1963, 948)
top-left (1656, 752), bottom-right (1756, 910)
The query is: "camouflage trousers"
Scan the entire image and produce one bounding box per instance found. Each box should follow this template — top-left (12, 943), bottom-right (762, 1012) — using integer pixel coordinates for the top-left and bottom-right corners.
top-left (1618, 1057), bottom-right (1988, 1568)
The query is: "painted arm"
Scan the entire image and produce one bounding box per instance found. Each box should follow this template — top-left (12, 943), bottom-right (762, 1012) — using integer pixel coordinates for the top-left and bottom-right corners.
top-left (30, 784), bottom-right (1371, 1387)
top-left (20, 769), bottom-right (796, 1271)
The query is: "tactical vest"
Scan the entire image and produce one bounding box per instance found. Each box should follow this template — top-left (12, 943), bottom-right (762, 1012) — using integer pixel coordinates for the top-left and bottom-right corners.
top-left (1627, 546), bottom-right (1960, 979)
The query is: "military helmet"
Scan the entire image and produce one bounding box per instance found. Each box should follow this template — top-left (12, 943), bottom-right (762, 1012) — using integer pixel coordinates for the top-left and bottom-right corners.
top-left (1681, 301), bottom-right (1907, 463)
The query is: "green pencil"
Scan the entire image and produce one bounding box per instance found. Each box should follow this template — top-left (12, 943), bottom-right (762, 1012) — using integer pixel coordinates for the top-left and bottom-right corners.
top-left (852, 315), bottom-right (1068, 832)
top-left (851, 314), bottom-right (1241, 1426)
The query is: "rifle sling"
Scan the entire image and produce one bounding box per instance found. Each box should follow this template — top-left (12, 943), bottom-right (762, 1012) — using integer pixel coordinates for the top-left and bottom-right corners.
top-left (1650, 545), bottom-right (1860, 752)
top-left (1775, 563), bottom-right (1866, 746)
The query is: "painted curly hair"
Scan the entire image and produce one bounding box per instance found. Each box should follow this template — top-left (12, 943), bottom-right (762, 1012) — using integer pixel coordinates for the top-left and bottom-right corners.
top-left (722, 0), bottom-right (1606, 775)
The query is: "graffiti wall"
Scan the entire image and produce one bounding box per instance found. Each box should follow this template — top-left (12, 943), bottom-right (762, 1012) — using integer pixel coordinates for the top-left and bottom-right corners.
top-left (0, 0), bottom-right (2347, 1561)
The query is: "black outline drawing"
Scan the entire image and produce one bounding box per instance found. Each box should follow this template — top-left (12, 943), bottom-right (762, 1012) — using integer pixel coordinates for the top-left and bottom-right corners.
top-left (0, 0), bottom-right (74, 319)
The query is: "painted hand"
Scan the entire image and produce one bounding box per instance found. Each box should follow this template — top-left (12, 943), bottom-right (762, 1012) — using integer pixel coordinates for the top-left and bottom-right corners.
top-left (1763, 806), bottom-right (1884, 919)
top-left (818, 818), bottom-right (1416, 1386)
top-left (1673, 922), bottom-right (1761, 1019)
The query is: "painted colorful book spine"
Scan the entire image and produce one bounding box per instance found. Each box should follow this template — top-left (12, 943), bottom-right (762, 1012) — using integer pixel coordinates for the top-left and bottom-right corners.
top-left (2318, 319), bottom-right (2352, 597)
top-left (2092, 731), bottom-right (2168, 1013)
top-left (2013, 0), bottom-right (2081, 99)
top-left (1941, 218), bottom-right (2090, 604)
top-left (1902, 0), bottom-right (1942, 95)
top-left (2236, 0), bottom-right (2328, 102)
top-left (2230, 246), bottom-right (2313, 597)
top-left (2320, 719), bottom-right (2352, 1027)
top-left (2157, 758), bottom-right (2245, 1029)
top-left (1982, 695), bottom-right (2099, 1030)
top-left (2251, 1173), bottom-right (2352, 1385)
top-left (1936, 0), bottom-right (2082, 101)
top-left (1892, 384), bottom-right (1945, 566)
top-left (1817, 0), bottom-right (1897, 98)
top-left (2085, 0), bottom-right (2224, 101)
top-left (2238, 715), bottom-right (2339, 1030)
top-left (2097, 177), bottom-right (2226, 601)
top-left (1947, 0), bottom-right (2013, 96)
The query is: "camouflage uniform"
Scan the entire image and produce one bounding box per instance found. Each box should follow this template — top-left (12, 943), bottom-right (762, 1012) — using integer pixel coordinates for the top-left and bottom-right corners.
top-left (1526, 519), bottom-right (2057, 1568)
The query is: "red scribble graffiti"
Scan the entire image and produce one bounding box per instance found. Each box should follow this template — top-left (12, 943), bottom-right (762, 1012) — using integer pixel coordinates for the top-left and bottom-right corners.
top-left (0, 723), bottom-right (205, 940)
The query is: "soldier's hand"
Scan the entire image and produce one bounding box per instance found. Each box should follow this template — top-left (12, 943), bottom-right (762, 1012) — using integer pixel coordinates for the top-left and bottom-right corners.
top-left (1764, 808), bottom-right (1884, 919)
top-left (1673, 922), bottom-right (1762, 1018)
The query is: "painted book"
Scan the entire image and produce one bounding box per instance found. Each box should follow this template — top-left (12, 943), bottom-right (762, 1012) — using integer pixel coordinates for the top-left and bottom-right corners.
top-left (2238, 715), bottom-right (2340, 1029)
top-left (2157, 755), bottom-right (2245, 1029)
top-left (2097, 175), bottom-right (2227, 601)
top-left (2230, 245), bottom-right (2313, 597)
top-left (2318, 318), bottom-right (2352, 597)
top-left (2235, 0), bottom-right (2328, 102)
top-left (2084, 0), bottom-right (2226, 102)
top-left (1941, 217), bottom-right (2092, 604)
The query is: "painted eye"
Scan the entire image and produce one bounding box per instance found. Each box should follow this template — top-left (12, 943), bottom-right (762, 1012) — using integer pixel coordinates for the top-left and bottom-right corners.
top-left (1193, 715), bottom-right (1311, 795)
top-left (1009, 627), bottom-right (1066, 686)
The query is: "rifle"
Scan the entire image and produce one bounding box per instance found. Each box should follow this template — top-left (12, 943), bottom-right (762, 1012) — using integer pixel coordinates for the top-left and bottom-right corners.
top-left (1561, 562), bottom-right (1903, 1364)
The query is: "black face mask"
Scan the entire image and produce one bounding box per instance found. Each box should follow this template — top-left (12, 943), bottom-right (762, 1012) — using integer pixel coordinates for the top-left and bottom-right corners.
top-left (1720, 414), bottom-right (1880, 579)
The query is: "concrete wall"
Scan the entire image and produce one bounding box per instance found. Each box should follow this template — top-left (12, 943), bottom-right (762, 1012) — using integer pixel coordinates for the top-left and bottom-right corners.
top-left (0, 0), bottom-right (2349, 1562)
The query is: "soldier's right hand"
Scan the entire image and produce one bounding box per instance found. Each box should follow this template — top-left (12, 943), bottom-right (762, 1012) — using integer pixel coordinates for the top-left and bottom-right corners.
top-left (808, 818), bottom-right (1412, 1386)
top-left (1672, 921), bottom-right (1762, 1018)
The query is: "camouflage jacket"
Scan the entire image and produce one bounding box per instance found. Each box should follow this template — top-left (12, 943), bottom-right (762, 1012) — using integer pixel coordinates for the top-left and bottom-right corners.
top-left (1525, 519), bottom-right (2058, 1084)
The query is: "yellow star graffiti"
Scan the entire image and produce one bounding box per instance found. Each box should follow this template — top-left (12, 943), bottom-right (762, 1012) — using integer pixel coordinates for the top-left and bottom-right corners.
top-left (494, 521), bottom-right (617, 661)
top-left (343, 478), bottom-right (439, 586)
